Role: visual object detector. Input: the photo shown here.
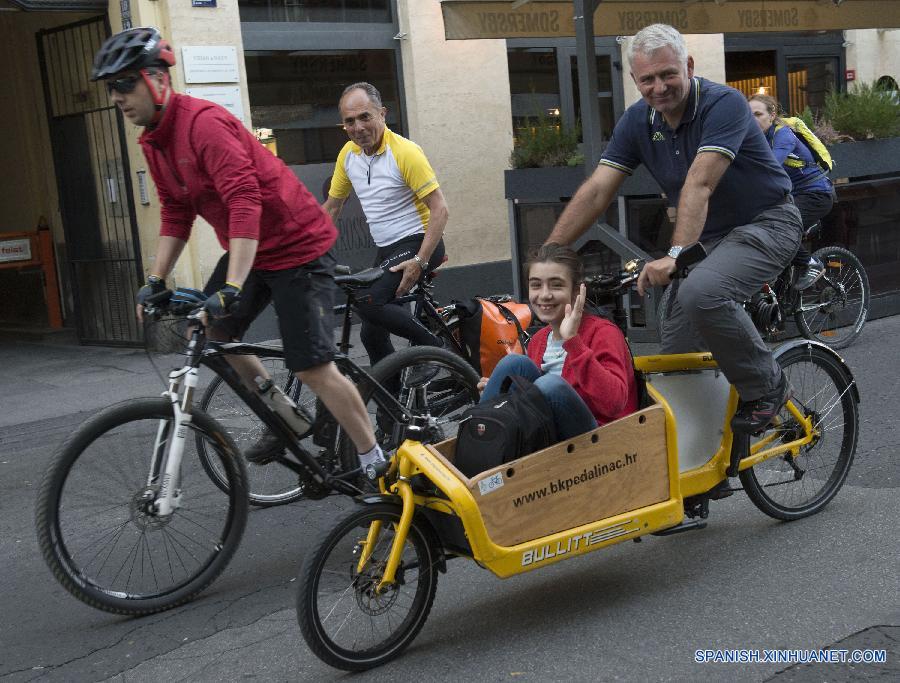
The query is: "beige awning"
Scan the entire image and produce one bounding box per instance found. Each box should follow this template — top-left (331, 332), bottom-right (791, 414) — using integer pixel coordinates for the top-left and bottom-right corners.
top-left (441, 0), bottom-right (900, 39)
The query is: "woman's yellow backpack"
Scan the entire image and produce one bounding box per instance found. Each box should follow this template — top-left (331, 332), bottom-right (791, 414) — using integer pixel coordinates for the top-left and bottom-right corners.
top-left (775, 117), bottom-right (834, 174)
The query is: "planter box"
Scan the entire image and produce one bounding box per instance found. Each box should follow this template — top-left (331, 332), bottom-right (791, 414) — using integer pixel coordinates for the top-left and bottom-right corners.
top-left (505, 164), bottom-right (662, 203)
top-left (829, 137), bottom-right (900, 179)
top-left (505, 137), bottom-right (900, 202)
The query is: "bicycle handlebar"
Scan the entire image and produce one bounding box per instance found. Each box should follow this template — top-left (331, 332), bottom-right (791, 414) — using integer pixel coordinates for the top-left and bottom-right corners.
top-left (584, 259), bottom-right (644, 298)
top-left (583, 242), bottom-right (708, 300)
top-left (141, 290), bottom-right (206, 320)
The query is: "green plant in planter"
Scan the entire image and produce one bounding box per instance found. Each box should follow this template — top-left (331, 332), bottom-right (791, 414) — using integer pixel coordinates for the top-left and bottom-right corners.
top-left (794, 106), bottom-right (849, 145)
top-left (511, 113), bottom-right (582, 168)
top-left (824, 81), bottom-right (900, 140)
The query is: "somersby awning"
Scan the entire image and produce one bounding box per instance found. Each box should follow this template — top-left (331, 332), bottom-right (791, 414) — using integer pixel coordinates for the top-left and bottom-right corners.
top-left (441, 0), bottom-right (900, 39)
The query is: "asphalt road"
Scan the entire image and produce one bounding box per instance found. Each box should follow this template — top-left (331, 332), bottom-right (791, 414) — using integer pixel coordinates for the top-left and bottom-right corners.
top-left (1, 316), bottom-right (898, 682)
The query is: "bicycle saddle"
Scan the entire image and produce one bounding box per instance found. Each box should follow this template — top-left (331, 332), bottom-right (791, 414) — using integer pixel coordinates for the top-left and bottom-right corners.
top-left (333, 267), bottom-right (385, 289)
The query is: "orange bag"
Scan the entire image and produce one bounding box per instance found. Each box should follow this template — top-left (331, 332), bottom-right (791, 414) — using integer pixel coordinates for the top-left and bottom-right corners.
top-left (458, 296), bottom-right (533, 376)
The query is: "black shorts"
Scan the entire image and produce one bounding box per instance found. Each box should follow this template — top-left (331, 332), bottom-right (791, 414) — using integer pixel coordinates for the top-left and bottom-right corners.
top-left (204, 252), bottom-right (337, 371)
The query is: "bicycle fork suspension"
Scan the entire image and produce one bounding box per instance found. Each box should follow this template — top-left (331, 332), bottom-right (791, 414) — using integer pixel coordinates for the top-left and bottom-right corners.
top-left (150, 366), bottom-right (200, 516)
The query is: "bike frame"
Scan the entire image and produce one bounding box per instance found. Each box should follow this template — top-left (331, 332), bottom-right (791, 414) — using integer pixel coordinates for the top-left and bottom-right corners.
top-left (147, 316), bottom-right (418, 513)
top-left (334, 275), bottom-right (468, 360)
top-left (359, 348), bottom-right (849, 588)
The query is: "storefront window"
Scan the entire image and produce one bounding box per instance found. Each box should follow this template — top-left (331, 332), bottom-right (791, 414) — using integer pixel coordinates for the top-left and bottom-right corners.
top-left (725, 33), bottom-right (843, 117)
top-left (508, 48), bottom-right (562, 139)
top-left (239, 0), bottom-right (391, 23)
top-left (507, 46), bottom-right (620, 144)
top-left (726, 50), bottom-right (777, 100)
top-left (570, 54), bottom-right (615, 141)
top-left (245, 50), bottom-right (401, 165)
top-left (787, 57), bottom-right (838, 115)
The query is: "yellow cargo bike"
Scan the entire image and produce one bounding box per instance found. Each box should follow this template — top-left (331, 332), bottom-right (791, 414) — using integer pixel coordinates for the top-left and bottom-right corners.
top-left (295, 255), bottom-right (860, 671)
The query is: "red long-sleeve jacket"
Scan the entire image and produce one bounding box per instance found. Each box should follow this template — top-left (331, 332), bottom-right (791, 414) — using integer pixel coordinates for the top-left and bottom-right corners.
top-left (139, 94), bottom-right (336, 270)
top-left (526, 314), bottom-right (639, 425)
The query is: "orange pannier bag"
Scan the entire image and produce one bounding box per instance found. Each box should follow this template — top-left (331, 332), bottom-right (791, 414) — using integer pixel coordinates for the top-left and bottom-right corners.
top-left (457, 296), bottom-right (533, 376)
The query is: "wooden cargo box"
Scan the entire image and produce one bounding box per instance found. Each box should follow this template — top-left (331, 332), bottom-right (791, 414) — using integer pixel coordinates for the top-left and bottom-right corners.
top-left (430, 404), bottom-right (670, 546)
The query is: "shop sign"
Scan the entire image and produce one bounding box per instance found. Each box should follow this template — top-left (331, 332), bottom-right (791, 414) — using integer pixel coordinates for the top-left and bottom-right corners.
top-left (441, 1), bottom-right (900, 39)
top-left (192, 0), bottom-right (217, 5)
top-left (185, 86), bottom-right (245, 123)
top-left (0, 238), bottom-right (32, 264)
top-left (182, 46), bottom-right (239, 84)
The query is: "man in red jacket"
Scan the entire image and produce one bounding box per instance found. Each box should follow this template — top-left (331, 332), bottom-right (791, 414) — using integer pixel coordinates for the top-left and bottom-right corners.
top-left (91, 27), bottom-right (384, 469)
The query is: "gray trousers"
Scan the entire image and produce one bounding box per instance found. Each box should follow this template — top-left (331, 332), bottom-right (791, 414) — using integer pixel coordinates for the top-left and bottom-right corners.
top-left (660, 202), bottom-right (803, 401)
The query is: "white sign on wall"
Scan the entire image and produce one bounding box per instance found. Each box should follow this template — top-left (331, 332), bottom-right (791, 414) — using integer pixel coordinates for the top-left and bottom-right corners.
top-left (185, 86), bottom-right (246, 124)
top-left (181, 46), bottom-right (239, 84)
top-left (0, 238), bottom-right (32, 263)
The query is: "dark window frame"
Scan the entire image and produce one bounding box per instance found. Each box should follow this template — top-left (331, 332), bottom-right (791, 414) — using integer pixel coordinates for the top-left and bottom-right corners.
top-left (238, 0), bottom-right (392, 25)
top-left (506, 37), bottom-right (625, 139)
top-left (240, 0), bottom-right (407, 151)
top-left (724, 31), bottom-right (846, 113)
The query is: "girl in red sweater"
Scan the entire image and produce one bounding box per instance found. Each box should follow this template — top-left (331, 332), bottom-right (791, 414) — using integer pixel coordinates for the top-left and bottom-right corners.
top-left (479, 244), bottom-right (639, 439)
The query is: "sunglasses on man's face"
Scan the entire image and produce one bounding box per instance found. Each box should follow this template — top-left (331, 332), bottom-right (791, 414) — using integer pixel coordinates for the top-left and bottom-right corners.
top-left (105, 74), bottom-right (141, 95)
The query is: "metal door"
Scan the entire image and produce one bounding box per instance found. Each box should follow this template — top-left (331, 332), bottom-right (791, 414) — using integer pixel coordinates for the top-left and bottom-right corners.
top-left (37, 16), bottom-right (143, 345)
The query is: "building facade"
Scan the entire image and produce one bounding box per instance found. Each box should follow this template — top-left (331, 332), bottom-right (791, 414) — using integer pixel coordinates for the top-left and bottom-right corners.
top-left (1, 0), bottom-right (898, 343)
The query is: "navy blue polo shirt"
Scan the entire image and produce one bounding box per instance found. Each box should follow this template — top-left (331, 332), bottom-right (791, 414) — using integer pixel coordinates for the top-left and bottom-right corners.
top-left (600, 77), bottom-right (791, 241)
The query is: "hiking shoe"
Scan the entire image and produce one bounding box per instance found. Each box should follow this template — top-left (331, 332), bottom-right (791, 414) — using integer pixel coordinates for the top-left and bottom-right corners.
top-left (730, 373), bottom-right (793, 435)
top-left (244, 428), bottom-right (285, 465)
top-left (795, 257), bottom-right (825, 291)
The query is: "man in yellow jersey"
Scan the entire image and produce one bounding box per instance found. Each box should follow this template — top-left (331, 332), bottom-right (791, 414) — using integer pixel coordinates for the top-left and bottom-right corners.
top-left (324, 82), bottom-right (449, 366)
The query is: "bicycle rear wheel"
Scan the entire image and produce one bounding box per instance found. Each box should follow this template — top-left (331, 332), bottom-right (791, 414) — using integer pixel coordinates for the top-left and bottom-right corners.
top-left (198, 357), bottom-right (312, 507)
top-left (741, 344), bottom-right (859, 520)
top-left (35, 398), bottom-right (248, 615)
top-left (296, 502), bottom-right (439, 671)
top-left (794, 246), bottom-right (869, 349)
top-left (337, 346), bottom-right (480, 475)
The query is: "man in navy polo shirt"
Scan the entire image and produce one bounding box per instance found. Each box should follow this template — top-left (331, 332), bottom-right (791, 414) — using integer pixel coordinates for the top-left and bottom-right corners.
top-left (547, 23), bottom-right (802, 434)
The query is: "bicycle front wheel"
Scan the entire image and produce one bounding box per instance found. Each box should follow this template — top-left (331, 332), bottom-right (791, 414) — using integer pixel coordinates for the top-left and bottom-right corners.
top-left (741, 344), bottom-right (859, 520)
top-left (36, 398), bottom-right (249, 615)
top-left (338, 345), bottom-right (480, 475)
top-left (296, 502), bottom-right (439, 671)
top-left (794, 246), bottom-right (869, 349)
top-left (198, 359), bottom-right (312, 507)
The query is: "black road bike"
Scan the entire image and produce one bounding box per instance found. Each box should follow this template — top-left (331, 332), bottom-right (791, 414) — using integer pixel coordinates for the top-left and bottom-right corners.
top-left (35, 292), bottom-right (479, 616)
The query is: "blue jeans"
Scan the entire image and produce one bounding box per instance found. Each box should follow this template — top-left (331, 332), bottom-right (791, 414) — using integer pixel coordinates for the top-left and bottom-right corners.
top-left (480, 354), bottom-right (597, 440)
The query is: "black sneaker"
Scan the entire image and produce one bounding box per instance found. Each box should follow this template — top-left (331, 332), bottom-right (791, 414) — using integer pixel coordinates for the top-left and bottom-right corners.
top-left (795, 257), bottom-right (825, 291)
top-left (730, 373), bottom-right (793, 435)
top-left (244, 428), bottom-right (285, 465)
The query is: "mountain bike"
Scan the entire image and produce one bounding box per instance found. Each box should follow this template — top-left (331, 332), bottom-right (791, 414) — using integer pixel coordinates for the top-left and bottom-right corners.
top-left (35, 291), bottom-right (479, 616)
top-left (657, 232), bottom-right (869, 349)
top-left (295, 247), bottom-right (860, 671)
top-left (197, 262), bottom-right (483, 506)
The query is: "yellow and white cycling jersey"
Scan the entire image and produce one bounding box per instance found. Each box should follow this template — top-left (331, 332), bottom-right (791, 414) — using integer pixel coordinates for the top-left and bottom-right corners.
top-left (328, 127), bottom-right (439, 247)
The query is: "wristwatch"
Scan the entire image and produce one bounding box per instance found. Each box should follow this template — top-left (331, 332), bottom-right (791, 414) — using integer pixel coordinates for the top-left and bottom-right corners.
top-left (413, 254), bottom-right (425, 268)
top-left (666, 245), bottom-right (684, 259)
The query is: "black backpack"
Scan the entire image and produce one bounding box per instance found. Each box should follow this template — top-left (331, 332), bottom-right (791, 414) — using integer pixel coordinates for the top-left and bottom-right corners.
top-left (454, 376), bottom-right (557, 478)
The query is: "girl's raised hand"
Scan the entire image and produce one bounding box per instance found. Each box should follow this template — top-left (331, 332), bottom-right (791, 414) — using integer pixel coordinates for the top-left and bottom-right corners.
top-left (559, 283), bottom-right (586, 341)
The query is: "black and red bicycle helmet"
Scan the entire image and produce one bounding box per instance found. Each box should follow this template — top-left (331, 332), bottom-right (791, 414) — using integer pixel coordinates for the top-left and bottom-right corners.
top-left (91, 27), bottom-right (176, 81)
